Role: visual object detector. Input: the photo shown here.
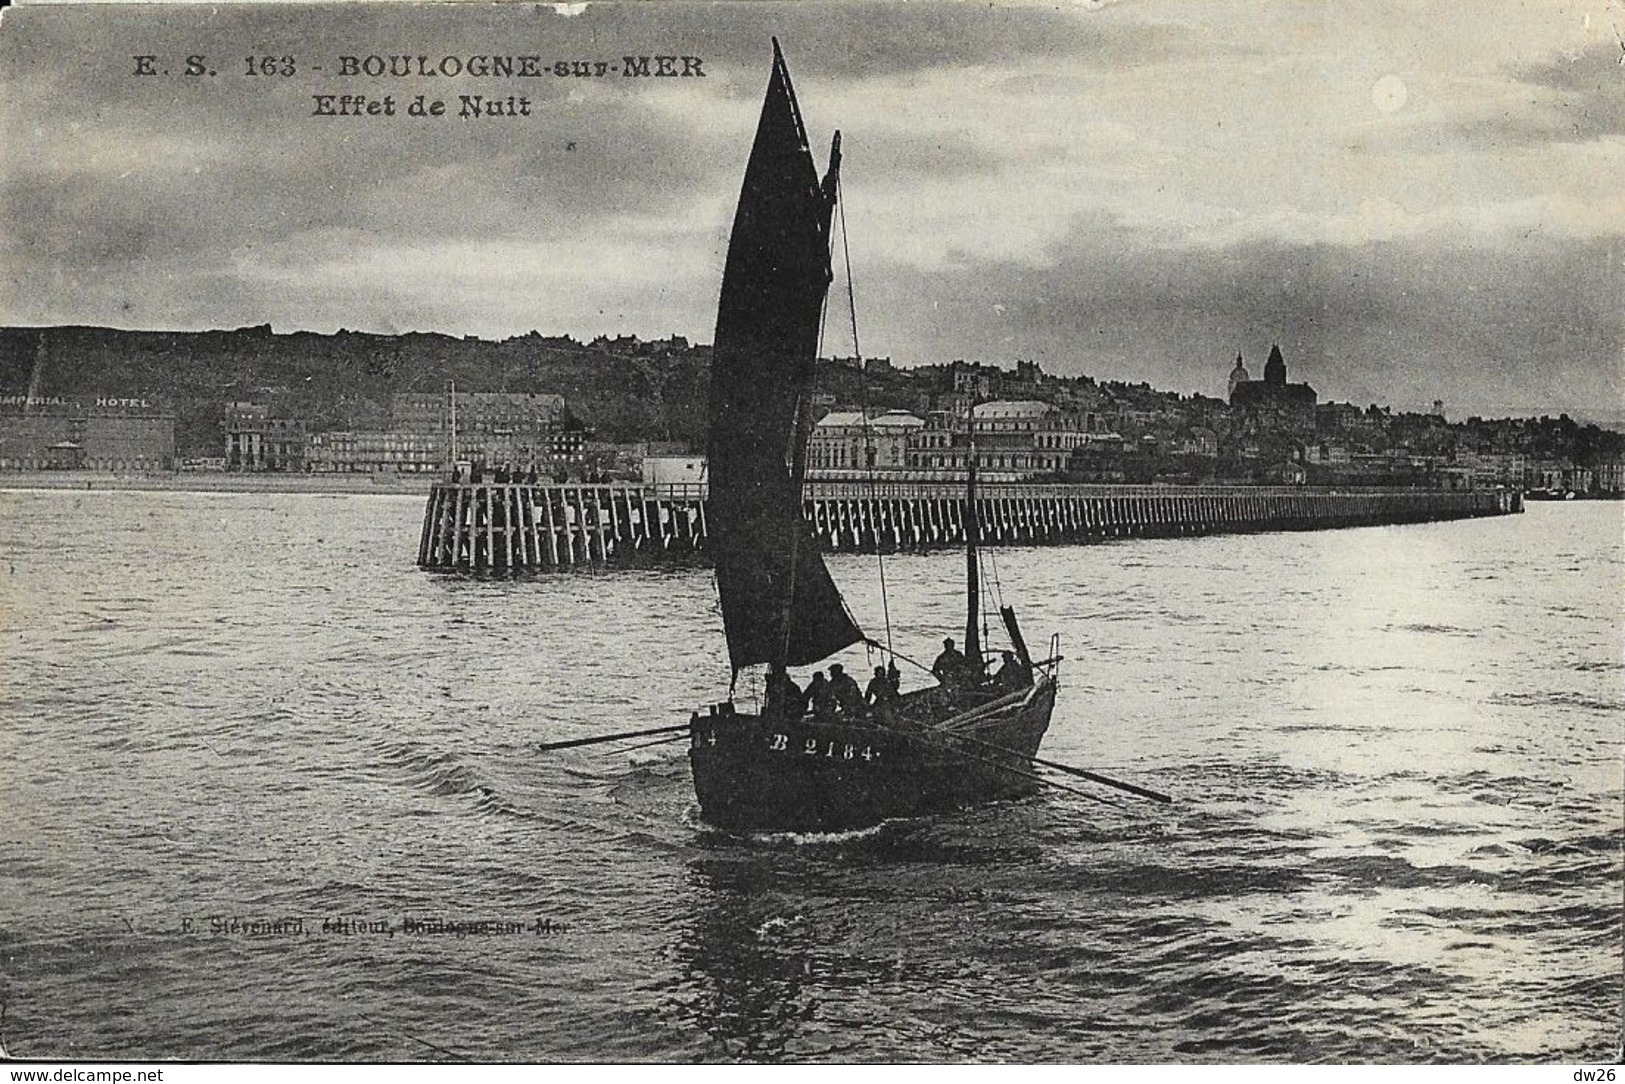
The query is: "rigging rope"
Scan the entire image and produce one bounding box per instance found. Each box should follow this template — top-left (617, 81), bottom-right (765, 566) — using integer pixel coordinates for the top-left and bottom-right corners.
top-left (838, 174), bottom-right (895, 660)
top-left (989, 547), bottom-right (1007, 612)
top-left (976, 546), bottom-right (992, 658)
top-left (776, 274), bottom-right (837, 673)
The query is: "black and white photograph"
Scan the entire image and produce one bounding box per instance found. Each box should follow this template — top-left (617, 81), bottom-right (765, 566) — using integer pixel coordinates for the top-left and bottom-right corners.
top-left (0, 0), bottom-right (1620, 1067)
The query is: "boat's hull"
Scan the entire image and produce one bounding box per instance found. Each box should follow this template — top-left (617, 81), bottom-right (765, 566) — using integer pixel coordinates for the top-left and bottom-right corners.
top-left (688, 678), bottom-right (1057, 832)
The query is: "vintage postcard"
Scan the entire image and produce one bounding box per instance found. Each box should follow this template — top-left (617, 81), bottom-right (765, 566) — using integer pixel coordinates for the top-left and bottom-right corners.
top-left (0, 0), bottom-right (1619, 1070)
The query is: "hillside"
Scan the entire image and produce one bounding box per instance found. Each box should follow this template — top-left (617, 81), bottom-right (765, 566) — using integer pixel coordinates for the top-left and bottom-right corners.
top-left (3, 324), bottom-right (1620, 487)
top-left (0, 325), bottom-right (712, 457)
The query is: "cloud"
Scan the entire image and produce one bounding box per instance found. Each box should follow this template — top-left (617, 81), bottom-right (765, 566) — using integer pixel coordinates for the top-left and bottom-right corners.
top-left (850, 218), bottom-right (1623, 417)
top-left (1, 0), bottom-right (1620, 419)
top-left (1502, 42), bottom-right (1625, 143)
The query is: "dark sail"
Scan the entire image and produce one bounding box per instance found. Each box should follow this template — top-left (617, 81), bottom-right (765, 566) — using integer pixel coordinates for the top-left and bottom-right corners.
top-left (707, 41), bottom-right (863, 674)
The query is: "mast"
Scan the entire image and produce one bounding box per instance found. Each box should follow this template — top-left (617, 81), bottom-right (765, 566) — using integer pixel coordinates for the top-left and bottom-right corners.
top-left (449, 379), bottom-right (458, 469)
top-left (776, 355), bottom-right (816, 669)
top-left (964, 396), bottom-right (981, 671)
top-left (776, 129), bottom-right (841, 669)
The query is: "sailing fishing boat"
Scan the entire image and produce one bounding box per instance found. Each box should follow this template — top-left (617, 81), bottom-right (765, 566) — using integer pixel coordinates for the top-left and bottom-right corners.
top-left (685, 41), bottom-right (1062, 832)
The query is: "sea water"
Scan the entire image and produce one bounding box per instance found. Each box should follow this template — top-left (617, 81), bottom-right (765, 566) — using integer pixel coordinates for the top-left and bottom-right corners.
top-left (0, 490), bottom-right (1617, 1062)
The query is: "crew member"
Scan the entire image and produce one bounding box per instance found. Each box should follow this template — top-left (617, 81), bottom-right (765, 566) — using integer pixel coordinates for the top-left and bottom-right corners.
top-left (828, 663), bottom-right (865, 716)
top-left (932, 637), bottom-right (968, 687)
top-left (763, 665), bottom-right (803, 718)
top-left (805, 671), bottom-right (837, 717)
top-left (865, 665), bottom-right (898, 708)
top-left (992, 650), bottom-right (1033, 691)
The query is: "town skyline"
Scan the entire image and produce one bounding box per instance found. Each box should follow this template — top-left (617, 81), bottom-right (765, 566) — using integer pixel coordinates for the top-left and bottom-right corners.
top-left (3, 2), bottom-right (1620, 420)
top-left (4, 323), bottom-right (1621, 493)
top-left (4, 319), bottom-right (1615, 430)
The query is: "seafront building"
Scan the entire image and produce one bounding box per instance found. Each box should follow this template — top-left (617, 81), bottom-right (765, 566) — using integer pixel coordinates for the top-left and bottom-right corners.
top-left (0, 394), bottom-right (176, 471)
top-left (803, 400), bottom-right (1107, 482)
top-left (807, 409), bottom-right (923, 472)
top-left (224, 391), bottom-right (590, 476)
top-left (304, 430), bottom-right (443, 474)
top-left (901, 401), bottom-right (1098, 478)
top-left (641, 452), bottom-right (706, 487)
top-left (389, 391), bottom-right (586, 470)
top-left (224, 402), bottom-right (306, 472)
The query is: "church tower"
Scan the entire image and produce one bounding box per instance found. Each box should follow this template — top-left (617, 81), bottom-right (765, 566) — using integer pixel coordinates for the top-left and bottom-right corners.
top-left (1263, 344), bottom-right (1287, 386)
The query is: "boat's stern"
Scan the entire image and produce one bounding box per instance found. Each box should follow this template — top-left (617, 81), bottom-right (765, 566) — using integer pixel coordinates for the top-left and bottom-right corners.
top-left (688, 705), bottom-right (924, 832)
top-left (686, 677), bottom-right (1060, 833)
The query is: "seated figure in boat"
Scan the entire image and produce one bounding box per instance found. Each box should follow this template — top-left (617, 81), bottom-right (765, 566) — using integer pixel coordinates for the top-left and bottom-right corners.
top-left (828, 663), bottom-right (866, 717)
top-left (865, 663), bottom-right (911, 728)
top-left (992, 650), bottom-right (1033, 691)
top-left (762, 665), bottom-right (803, 719)
top-left (804, 671), bottom-right (838, 718)
top-left (932, 638), bottom-right (969, 688)
top-left (865, 664), bottom-right (898, 709)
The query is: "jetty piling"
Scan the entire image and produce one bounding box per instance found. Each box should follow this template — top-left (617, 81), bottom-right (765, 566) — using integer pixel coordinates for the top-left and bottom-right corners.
top-left (416, 481), bottom-right (1523, 572)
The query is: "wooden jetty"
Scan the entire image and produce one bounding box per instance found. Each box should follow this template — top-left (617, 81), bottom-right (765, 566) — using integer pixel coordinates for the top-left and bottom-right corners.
top-left (416, 480), bottom-right (1523, 572)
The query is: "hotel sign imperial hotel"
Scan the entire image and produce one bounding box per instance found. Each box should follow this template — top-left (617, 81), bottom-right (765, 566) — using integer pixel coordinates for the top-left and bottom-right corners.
top-left (0, 394), bottom-right (176, 471)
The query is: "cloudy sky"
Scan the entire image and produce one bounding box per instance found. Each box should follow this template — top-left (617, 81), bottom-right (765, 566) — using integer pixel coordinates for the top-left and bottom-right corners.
top-left (2, 1), bottom-right (1620, 417)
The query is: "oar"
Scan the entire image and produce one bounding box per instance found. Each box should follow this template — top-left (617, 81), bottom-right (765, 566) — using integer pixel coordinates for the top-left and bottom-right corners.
top-left (948, 731), bottom-right (1172, 804)
top-left (898, 730), bottom-right (1123, 809)
top-left (929, 688), bottom-right (1031, 731)
top-left (537, 722), bottom-right (690, 752)
top-left (614, 733), bottom-right (691, 755)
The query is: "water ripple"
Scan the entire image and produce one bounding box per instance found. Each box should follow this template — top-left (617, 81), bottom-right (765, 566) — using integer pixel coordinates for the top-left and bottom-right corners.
top-left (0, 493), bottom-right (1617, 1061)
